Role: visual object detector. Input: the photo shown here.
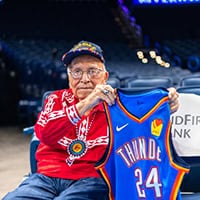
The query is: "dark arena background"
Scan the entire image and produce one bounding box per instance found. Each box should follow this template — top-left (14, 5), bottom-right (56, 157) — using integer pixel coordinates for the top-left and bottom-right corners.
top-left (0, 0), bottom-right (200, 198)
top-left (0, 0), bottom-right (200, 125)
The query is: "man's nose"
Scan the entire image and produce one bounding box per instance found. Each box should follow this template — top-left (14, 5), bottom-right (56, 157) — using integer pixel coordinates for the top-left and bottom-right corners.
top-left (80, 71), bottom-right (90, 81)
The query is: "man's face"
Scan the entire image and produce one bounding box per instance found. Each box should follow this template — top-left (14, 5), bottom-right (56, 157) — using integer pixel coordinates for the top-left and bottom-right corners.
top-left (68, 55), bottom-right (109, 100)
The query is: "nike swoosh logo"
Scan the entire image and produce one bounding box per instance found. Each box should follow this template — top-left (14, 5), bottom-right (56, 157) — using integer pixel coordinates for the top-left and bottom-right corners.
top-left (116, 123), bottom-right (128, 132)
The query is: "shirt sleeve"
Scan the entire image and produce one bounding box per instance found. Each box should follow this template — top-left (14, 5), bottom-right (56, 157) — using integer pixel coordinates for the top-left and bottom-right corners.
top-left (34, 90), bottom-right (81, 148)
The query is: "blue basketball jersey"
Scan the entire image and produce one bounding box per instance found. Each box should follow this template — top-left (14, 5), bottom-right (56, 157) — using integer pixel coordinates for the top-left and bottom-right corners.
top-left (97, 88), bottom-right (189, 200)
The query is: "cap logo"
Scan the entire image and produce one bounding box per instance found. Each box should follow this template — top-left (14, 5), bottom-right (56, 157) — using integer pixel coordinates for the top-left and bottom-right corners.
top-left (71, 41), bottom-right (97, 52)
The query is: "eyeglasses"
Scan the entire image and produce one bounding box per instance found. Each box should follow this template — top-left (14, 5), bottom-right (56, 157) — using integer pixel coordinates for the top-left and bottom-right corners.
top-left (68, 68), bottom-right (105, 79)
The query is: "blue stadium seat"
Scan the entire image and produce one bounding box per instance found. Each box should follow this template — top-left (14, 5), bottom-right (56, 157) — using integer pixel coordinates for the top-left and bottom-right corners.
top-left (23, 125), bottom-right (38, 174)
top-left (126, 77), bottom-right (172, 89)
top-left (180, 76), bottom-right (200, 87)
top-left (107, 77), bottom-right (121, 88)
top-left (177, 86), bottom-right (200, 95)
top-left (23, 91), bottom-right (52, 174)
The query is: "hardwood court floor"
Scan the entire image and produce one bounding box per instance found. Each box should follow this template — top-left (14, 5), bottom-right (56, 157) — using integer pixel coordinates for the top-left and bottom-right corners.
top-left (0, 126), bottom-right (31, 199)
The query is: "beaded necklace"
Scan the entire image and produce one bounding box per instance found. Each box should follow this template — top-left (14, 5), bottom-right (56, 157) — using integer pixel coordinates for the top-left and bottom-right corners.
top-left (67, 111), bottom-right (97, 163)
top-left (76, 111), bottom-right (97, 140)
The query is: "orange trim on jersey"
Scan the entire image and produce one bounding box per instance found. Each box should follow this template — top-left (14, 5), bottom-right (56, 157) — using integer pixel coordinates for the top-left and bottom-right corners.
top-left (96, 102), bottom-right (114, 169)
top-left (170, 171), bottom-right (186, 200)
top-left (96, 102), bottom-right (115, 200)
top-left (165, 121), bottom-right (190, 199)
top-left (117, 95), bottom-right (169, 123)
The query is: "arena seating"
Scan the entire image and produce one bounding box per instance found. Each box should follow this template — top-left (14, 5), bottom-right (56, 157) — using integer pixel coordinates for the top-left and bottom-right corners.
top-left (1, 1), bottom-right (198, 126)
top-left (23, 90), bottom-right (52, 173)
top-left (2, 35), bottom-right (198, 125)
top-left (107, 77), bottom-right (121, 88)
top-left (180, 76), bottom-right (200, 87)
top-left (126, 77), bottom-right (173, 89)
top-left (159, 39), bottom-right (200, 72)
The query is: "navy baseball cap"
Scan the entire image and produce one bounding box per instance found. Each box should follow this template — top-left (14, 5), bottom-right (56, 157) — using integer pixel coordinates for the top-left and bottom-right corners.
top-left (62, 40), bottom-right (105, 66)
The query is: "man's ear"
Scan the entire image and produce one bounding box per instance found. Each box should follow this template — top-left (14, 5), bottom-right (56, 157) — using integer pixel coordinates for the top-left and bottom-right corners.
top-left (104, 71), bottom-right (109, 83)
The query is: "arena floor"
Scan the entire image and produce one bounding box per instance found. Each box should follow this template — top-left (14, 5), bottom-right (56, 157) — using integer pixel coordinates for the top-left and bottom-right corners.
top-left (0, 126), bottom-right (31, 199)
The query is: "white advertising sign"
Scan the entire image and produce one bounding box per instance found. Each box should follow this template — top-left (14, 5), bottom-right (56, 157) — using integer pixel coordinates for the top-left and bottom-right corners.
top-left (171, 93), bottom-right (200, 156)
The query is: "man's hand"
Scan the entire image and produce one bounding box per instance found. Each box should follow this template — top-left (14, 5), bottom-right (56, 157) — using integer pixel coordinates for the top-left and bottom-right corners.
top-left (168, 87), bottom-right (179, 114)
top-left (76, 84), bottom-right (116, 116)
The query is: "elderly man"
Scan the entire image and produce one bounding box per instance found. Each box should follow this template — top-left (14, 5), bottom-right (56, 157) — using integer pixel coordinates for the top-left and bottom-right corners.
top-left (3, 40), bottom-right (179, 200)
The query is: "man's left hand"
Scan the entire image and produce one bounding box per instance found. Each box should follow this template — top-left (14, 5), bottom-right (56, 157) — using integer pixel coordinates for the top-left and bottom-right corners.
top-left (168, 87), bottom-right (179, 114)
